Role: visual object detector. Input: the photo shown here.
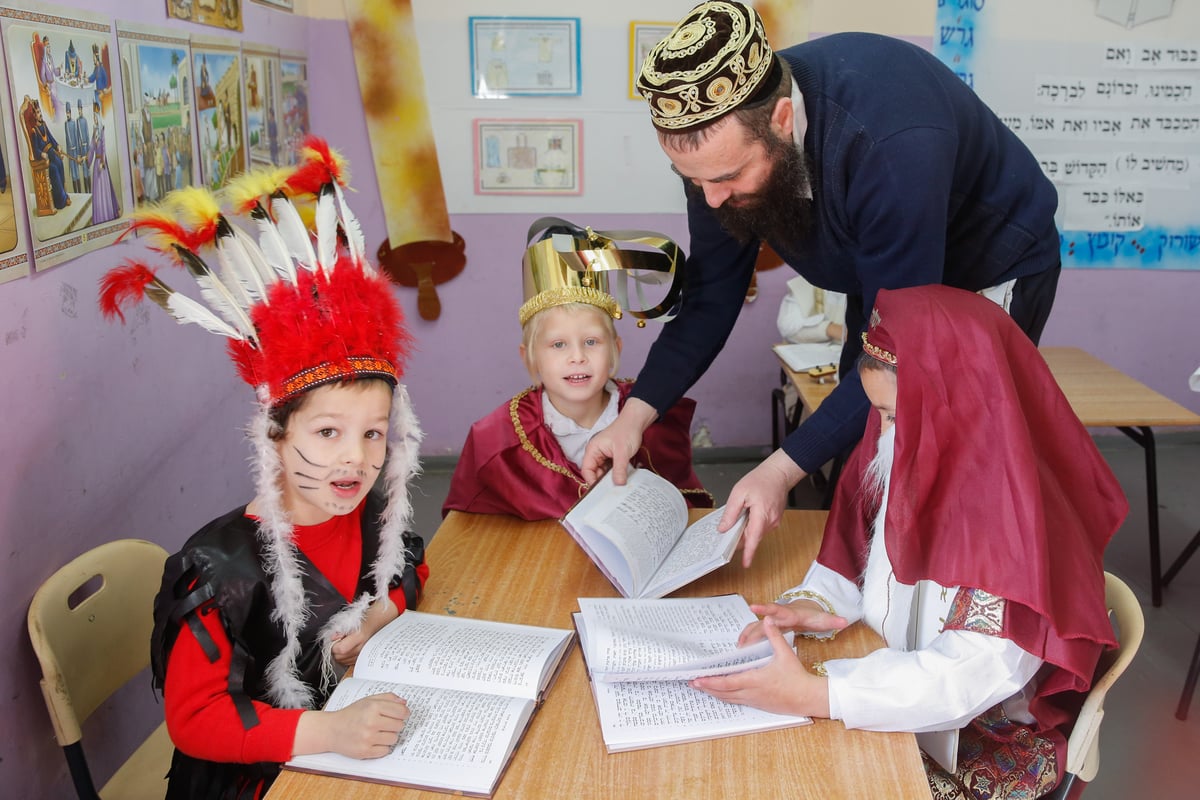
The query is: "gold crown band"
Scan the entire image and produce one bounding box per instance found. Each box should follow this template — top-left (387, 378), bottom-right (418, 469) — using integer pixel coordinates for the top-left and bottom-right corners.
top-left (518, 287), bottom-right (622, 327)
top-left (860, 332), bottom-right (897, 366)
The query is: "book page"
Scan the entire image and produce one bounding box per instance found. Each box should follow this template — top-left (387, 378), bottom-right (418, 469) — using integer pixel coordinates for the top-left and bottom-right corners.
top-left (590, 678), bottom-right (811, 753)
top-left (643, 507), bottom-right (746, 599)
top-left (286, 677), bottom-right (533, 795)
top-left (575, 595), bottom-right (782, 682)
top-left (355, 611), bottom-right (572, 699)
top-left (564, 468), bottom-right (689, 597)
top-left (774, 341), bottom-right (842, 372)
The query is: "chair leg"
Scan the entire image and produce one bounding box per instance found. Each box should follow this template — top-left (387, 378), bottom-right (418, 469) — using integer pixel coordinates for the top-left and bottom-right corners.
top-left (1176, 631), bottom-right (1200, 721)
top-left (63, 742), bottom-right (101, 800)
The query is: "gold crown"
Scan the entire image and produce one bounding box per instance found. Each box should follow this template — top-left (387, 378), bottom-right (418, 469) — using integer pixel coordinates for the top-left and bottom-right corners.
top-left (518, 218), bottom-right (685, 327)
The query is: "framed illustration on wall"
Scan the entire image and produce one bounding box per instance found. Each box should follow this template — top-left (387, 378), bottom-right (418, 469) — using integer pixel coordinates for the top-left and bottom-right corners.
top-left (0, 5), bottom-right (126, 272)
top-left (474, 119), bottom-right (581, 196)
top-left (629, 22), bottom-right (673, 99)
top-left (468, 16), bottom-right (580, 98)
top-left (167, 0), bottom-right (242, 32)
top-left (116, 21), bottom-right (195, 211)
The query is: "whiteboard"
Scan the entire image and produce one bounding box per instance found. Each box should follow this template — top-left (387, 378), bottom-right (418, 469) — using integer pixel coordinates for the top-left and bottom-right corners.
top-left (934, 0), bottom-right (1200, 270)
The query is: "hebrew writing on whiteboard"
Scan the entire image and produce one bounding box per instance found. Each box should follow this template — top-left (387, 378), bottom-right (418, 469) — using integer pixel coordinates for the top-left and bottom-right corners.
top-left (935, 0), bottom-right (1199, 269)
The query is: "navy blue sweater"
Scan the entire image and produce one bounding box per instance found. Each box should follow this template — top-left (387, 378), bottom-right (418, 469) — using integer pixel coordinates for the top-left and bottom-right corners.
top-left (632, 32), bottom-right (1060, 473)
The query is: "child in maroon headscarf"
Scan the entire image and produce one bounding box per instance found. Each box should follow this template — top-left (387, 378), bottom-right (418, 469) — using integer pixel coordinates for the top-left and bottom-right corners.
top-left (693, 285), bottom-right (1128, 799)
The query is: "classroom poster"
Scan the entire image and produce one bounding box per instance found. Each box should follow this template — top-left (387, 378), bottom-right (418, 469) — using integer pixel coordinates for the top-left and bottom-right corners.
top-left (192, 36), bottom-right (245, 189)
top-left (934, 0), bottom-right (1200, 270)
top-left (116, 21), bottom-right (195, 210)
top-left (167, 0), bottom-right (243, 33)
top-left (242, 42), bottom-right (280, 167)
top-left (0, 3), bottom-right (125, 272)
top-left (277, 51), bottom-right (307, 165)
top-left (0, 42), bottom-right (31, 284)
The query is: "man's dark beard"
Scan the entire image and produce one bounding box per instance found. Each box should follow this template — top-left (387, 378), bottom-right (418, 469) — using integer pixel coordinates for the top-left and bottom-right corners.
top-left (687, 133), bottom-right (814, 251)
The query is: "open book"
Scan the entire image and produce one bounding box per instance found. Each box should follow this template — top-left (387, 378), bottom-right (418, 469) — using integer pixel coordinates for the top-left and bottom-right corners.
top-left (573, 594), bottom-right (811, 752)
top-left (773, 341), bottom-right (842, 372)
top-left (284, 611), bottom-right (575, 798)
top-left (561, 467), bottom-right (746, 599)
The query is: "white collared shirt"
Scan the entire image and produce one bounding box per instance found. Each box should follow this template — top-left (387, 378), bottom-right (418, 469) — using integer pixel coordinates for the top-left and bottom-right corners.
top-left (541, 380), bottom-right (620, 469)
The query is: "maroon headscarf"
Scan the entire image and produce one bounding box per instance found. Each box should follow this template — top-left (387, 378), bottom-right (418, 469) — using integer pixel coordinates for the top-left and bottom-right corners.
top-left (820, 285), bottom-right (1128, 731)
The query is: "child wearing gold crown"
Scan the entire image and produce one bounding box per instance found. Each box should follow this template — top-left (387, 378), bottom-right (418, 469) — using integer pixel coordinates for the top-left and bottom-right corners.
top-left (443, 219), bottom-right (712, 520)
top-left (100, 139), bottom-right (426, 799)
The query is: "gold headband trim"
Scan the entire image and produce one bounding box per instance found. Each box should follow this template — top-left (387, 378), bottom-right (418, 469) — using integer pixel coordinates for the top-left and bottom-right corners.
top-left (860, 332), bottom-right (897, 366)
top-left (518, 287), bottom-right (622, 327)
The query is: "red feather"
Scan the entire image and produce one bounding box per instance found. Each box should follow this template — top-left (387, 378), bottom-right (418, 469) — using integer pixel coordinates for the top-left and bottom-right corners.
top-left (99, 262), bottom-right (158, 323)
top-left (121, 215), bottom-right (217, 256)
top-left (284, 136), bottom-right (347, 196)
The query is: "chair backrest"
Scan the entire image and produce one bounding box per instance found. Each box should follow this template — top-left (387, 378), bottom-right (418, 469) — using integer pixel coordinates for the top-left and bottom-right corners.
top-left (1063, 571), bottom-right (1145, 783)
top-left (27, 539), bottom-right (169, 747)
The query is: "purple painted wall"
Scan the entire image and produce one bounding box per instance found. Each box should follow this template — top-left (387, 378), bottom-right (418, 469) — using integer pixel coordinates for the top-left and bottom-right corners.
top-left (3, 3), bottom-right (1197, 797)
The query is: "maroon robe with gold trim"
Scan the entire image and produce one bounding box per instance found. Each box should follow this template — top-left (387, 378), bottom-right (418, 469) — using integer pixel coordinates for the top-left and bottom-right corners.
top-left (444, 380), bottom-right (712, 520)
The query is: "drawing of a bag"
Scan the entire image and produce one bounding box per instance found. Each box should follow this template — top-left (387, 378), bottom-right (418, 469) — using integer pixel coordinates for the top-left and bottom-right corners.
top-left (507, 134), bottom-right (536, 170)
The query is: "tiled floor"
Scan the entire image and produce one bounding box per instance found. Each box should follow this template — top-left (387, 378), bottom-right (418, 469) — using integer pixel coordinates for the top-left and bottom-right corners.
top-left (409, 431), bottom-right (1200, 798)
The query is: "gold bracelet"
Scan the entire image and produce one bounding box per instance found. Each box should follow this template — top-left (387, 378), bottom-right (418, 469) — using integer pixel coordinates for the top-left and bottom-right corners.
top-left (779, 589), bottom-right (839, 641)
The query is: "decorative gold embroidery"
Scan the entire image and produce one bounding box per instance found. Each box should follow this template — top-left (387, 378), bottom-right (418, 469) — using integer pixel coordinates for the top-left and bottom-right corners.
top-left (810, 661), bottom-right (828, 677)
top-left (510, 388), bottom-right (587, 490)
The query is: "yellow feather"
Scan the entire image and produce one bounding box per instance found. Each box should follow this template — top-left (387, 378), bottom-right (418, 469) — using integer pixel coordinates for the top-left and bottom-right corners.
top-left (223, 167), bottom-right (291, 213)
top-left (167, 187), bottom-right (222, 229)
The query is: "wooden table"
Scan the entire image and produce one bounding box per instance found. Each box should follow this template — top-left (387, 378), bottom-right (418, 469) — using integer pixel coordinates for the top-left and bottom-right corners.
top-left (771, 353), bottom-right (840, 507)
top-left (1040, 347), bottom-right (1200, 606)
top-left (772, 344), bottom-right (1200, 607)
top-left (267, 510), bottom-right (931, 800)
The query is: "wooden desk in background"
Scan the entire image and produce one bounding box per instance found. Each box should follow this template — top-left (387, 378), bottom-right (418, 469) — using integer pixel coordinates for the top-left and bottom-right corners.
top-left (1040, 347), bottom-right (1200, 607)
top-left (267, 510), bottom-right (931, 800)
top-left (771, 344), bottom-right (1200, 607)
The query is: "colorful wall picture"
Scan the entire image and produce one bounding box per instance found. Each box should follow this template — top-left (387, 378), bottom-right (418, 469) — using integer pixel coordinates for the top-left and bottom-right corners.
top-left (242, 44), bottom-right (280, 166)
top-left (0, 7), bottom-right (125, 271)
top-left (192, 38), bottom-right (244, 189)
top-left (0, 45), bottom-right (31, 284)
top-left (278, 53), bottom-right (308, 165)
top-left (117, 23), bottom-right (195, 210)
top-left (474, 119), bottom-right (582, 195)
top-left (167, 0), bottom-right (243, 33)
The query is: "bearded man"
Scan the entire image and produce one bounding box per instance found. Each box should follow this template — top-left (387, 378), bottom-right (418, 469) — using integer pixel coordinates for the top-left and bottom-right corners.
top-left (583, 2), bottom-right (1062, 566)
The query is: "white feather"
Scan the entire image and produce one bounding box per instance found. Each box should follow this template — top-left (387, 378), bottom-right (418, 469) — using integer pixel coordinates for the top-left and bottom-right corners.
top-left (192, 273), bottom-right (256, 337)
top-left (220, 226), bottom-right (275, 303)
top-left (270, 196), bottom-right (317, 272)
top-left (255, 212), bottom-right (297, 283)
top-left (164, 290), bottom-right (244, 339)
top-left (333, 183), bottom-right (367, 268)
top-left (314, 189), bottom-right (338, 274)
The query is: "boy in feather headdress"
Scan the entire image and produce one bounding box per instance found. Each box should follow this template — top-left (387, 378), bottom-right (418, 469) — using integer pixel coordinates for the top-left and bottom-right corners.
top-left (100, 138), bottom-right (426, 799)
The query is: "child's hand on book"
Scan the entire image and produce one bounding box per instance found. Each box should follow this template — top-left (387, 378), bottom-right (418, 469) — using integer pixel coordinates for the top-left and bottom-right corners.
top-left (331, 597), bottom-right (399, 666)
top-left (738, 600), bottom-right (849, 646)
top-left (690, 620), bottom-right (830, 718)
top-left (295, 692), bottom-right (409, 760)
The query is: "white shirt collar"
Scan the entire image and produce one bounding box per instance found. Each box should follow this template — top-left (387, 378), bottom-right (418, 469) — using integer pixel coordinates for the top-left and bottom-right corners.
top-left (542, 381), bottom-right (621, 469)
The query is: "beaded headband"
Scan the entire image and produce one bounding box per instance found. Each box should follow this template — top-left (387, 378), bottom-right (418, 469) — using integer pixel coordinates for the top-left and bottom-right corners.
top-left (637, 1), bottom-right (776, 131)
